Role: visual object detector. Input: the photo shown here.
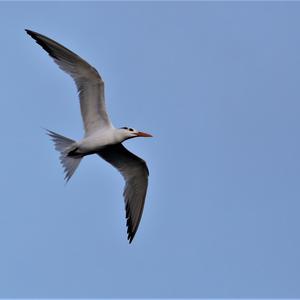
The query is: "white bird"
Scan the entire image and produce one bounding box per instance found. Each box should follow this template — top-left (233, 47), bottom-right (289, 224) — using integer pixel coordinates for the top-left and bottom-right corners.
top-left (26, 29), bottom-right (152, 243)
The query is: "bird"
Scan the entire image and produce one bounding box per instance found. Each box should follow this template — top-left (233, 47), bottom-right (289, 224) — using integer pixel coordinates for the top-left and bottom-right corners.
top-left (25, 29), bottom-right (152, 243)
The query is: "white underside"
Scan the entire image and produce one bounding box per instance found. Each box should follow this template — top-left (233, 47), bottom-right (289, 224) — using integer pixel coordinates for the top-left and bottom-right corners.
top-left (76, 127), bottom-right (122, 154)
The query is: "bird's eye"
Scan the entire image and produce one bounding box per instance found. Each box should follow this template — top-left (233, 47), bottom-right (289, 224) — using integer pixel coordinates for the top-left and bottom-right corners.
top-left (129, 128), bottom-right (134, 132)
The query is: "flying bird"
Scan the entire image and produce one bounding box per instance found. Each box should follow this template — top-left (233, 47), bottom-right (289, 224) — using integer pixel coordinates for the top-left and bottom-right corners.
top-left (26, 29), bottom-right (152, 243)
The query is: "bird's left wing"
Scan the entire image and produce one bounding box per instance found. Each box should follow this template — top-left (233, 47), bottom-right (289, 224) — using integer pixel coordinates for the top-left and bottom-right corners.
top-left (26, 29), bottom-right (112, 136)
top-left (98, 144), bottom-right (149, 243)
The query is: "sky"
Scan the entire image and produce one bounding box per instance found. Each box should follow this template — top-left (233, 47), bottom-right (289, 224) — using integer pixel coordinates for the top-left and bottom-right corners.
top-left (0, 1), bottom-right (300, 298)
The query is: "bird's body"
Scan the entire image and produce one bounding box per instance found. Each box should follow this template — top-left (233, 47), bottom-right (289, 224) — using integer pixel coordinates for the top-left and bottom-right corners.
top-left (77, 128), bottom-right (124, 154)
top-left (26, 29), bottom-right (152, 243)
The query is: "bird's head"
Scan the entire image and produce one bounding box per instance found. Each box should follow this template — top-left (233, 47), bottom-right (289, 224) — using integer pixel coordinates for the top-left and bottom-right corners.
top-left (118, 126), bottom-right (153, 141)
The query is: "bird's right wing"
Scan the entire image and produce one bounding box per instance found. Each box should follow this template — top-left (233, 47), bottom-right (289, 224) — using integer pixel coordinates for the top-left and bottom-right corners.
top-left (98, 144), bottom-right (149, 243)
top-left (26, 29), bottom-right (112, 136)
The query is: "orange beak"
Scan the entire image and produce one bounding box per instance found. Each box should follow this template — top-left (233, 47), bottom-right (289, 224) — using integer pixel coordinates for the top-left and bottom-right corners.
top-left (136, 131), bottom-right (153, 137)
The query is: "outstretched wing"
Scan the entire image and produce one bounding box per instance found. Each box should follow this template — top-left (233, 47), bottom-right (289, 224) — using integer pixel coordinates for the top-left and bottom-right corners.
top-left (26, 29), bottom-right (112, 136)
top-left (98, 144), bottom-right (149, 243)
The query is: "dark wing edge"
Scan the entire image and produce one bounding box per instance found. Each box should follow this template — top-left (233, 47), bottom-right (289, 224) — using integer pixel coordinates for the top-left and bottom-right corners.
top-left (98, 144), bottom-right (149, 243)
top-left (25, 29), bottom-right (112, 134)
top-left (25, 29), bottom-right (100, 80)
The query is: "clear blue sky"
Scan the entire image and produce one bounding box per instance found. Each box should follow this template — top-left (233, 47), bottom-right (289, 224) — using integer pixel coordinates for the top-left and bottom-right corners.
top-left (0, 1), bottom-right (300, 298)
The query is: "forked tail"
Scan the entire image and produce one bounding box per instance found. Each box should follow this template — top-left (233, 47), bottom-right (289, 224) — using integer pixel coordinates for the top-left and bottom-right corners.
top-left (46, 130), bottom-right (82, 182)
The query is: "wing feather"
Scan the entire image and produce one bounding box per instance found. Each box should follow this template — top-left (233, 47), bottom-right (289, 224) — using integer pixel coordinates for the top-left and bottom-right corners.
top-left (98, 144), bottom-right (149, 243)
top-left (26, 29), bottom-right (112, 135)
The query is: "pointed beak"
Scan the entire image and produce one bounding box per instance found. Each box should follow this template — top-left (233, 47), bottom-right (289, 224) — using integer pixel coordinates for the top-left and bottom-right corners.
top-left (136, 131), bottom-right (153, 137)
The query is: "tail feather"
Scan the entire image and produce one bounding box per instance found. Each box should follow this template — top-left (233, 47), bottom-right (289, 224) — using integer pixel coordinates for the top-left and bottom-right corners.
top-left (46, 130), bottom-right (82, 182)
top-left (59, 155), bottom-right (82, 182)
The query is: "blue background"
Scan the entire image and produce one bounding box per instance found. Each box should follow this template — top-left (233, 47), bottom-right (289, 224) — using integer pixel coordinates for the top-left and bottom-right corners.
top-left (0, 2), bottom-right (300, 298)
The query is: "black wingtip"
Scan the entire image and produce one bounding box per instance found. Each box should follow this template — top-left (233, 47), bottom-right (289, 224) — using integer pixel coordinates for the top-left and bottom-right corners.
top-left (126, 206), bottom-right (136, 243)
top-left (25, 29), bottom-right (59, 60)
top-left (127, 221), bottom-right (137, 244)
top-left (25, 28), bottom-right (43, 42)
top-left (25, 29), bottom-right (42, 41)
top-left (25, 29), bottom-right (35, 37)
top-left (128, 234), bottom-right (134, 244)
